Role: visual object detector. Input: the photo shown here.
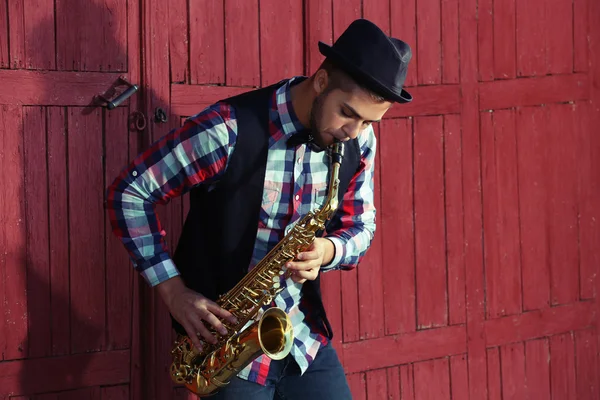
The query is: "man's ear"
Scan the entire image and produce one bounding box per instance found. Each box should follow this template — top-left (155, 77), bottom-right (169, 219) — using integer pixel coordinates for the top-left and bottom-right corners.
top-left (312, 69), bottom-right (329, 95)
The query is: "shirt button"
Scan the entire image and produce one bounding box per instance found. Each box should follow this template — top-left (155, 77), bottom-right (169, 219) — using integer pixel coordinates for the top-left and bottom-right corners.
top-left (132, 171), bottom-right (138, 177)
top-left (297, 157), bottom-right (302, 164)
top-left (295, 195), bottom-right (300, 201)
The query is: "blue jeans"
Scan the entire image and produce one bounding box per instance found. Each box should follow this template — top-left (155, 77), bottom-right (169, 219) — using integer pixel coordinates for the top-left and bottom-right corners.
top-left (208, 342), bottom-right (352, 400)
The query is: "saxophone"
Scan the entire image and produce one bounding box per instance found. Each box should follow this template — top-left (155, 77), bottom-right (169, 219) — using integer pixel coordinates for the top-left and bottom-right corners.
top-left (170, 142), bottom-right (345, 396)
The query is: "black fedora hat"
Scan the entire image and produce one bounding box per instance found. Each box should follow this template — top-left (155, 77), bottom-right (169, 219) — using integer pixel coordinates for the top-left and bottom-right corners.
top-left (318, 19), bottom-right (413, 103)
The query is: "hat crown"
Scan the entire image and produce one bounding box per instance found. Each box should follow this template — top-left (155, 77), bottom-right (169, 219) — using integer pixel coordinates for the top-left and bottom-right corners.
top-left (319, 19), bottom-right (413, 103)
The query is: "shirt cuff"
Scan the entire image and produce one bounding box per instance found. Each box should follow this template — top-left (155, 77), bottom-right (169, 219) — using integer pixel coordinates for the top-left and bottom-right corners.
top-left (140, 257), bottom-right (180, 287)
top-left (321, 236), bottom-right (345, 272)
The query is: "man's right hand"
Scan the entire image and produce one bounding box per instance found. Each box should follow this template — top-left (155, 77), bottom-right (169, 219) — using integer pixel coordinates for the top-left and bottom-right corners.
top-left (156, 276), bottom-right (238, 350)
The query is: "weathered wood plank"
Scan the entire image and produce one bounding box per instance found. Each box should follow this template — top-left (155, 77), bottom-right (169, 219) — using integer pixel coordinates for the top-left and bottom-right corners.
top-left (342, 325), bottom-right (466, 373)
top-left (500, 342), bottom-right (526, 399)
top-left (550, 333), bottom-right (577, 399)
top-left (414, 116), bottom-right (447, 328)
top-left (0, 105), bottom-right (28, 361)
top-left (482, 109), bottom-right (522, 318)
top-left (574, 0), bottom-right (590, 72)
top-left (168, 0), bottom-right (189, 84)
top-left (380, 118), bottom-right (415, 335)
top-left (400, 364), bottom-right (415, 399)
top-left (68, 107), bottom-right (105, 353)
top-left (0, 1), bottom-right (8, 67)
top-left (259, 0), bottom-right (304, 86)
top-left (365, 368), bottom-right (387, 400)
top-left (441, 0), bottom-right (460, 83)
top-left (55, 0), bottom-right (127, 71)
top-left (225, 0), bottom-right (260, 87)
top-left (545, 0), bottom-right (573, 75)
top-left (479, 74), bottom-right (589, 110)
top-left (450, 354), bottom-right (469, 399)
top-left (484, 301), bottom-right (595, 346)
top-left (362, 0), bottom-right (390, 34)
top-left (104, 107), bottom-right (133, 350)
top-left (487, 347), bottom-right (502, 400)
top-left (358, 124), bottom-right (384, 340)
top-left (416, 0), bottom-right (441, 84)
top-left (305, 0), bottom-right (333, 74)
top-left (413, 358), bottom-right (451, 400)
top-left (575, 329), bottom-right (600, 399)
top-left (517, 106), bottom-right (551, 310)
top-left (444, 115), bottom-right (466, 325)
top-left (0, 350), bottom-right (129, 396)
top-left (189, 0), bottom-right (224, 84)
top-left (386, 366), bottom-right (401, 400)
top-left (516, 0), bottom-right (546, 76)
top-left (477, 0), bottom-right (494, 81)
top-left (493, 0), bottom-right (516, 79)
top-left (47, 107), bottom-right (70, 356)
top-left (525, 338), bottom-right (551, 399)
top-left (346, 373), bottom-right (366, 400)
top-left (23, 106), bottom-right (52, 358)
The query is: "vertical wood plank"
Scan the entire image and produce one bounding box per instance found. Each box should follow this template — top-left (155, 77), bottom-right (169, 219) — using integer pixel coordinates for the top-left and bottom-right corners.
top-left (347, 372), bottom-right (366, 400)
top-left (23, 0), bottom-right (55, 69)
top-left (574, 0), bottom-right (590, 72)
top-left (487, 347), bottom-right (502, 400)
top-left (450, 354), bottom-right (469, 399)
top-left (414, 116), bottom-right (447, 328)
top-left (460, 0), bottom-right (488, 394)
top-left (516, 0), bottom-right (546, 76)
top-left (168, 0), bottom-right (189, 84)
top-left (0, 0), bottom-right (7, 67)
top-left (259, 0), bottom-right (304, 86)
top-left (105, 108), bottom-right (133, 350)
top-left (550, 333), bottom-right (577, 399)
top-left (56, 0), bottom-right (127, 71)
top-left (341, 269), bottom-right (360, 343)
top-left (380, 118), bottom-right (416, 335)
top-left (477, 0), bottom-right (494, 81)
top-left (101, 385), bottom-right (129, 400)
top-left (444, 115), bottom-right (465, 325)
top-left (525, 338), bottom-right (551, 399)
top-left (493, 0), bottom-right (516, 79)
top-left (400, 364), bottom-right (415, 400)
top-left (366, 369), bottom-right (388, 400)
top-left (386, 366), bottom-right (401, 400)
top-left (547, 104), bottom-right (579, 306)
top-left (47, 107), bottom-right (70, 356)
top-left (0, 105), bottom-right (28, 361)
top-left (8, 0), bottom-right (25, 69)
top-left (575, 329), bottom-right (599, 400)
top-left (57, 387), bottom-right (101, 400)
top-left (544, 0), bottom-right (573, 74)
top-left (68, 107), bottom-right (105, 353)
top-left (413, 358), bottom-right (451, 400)
top-left (362, 0), bottom-right (390, 34)
top-left (501, 342), bottom-right (526, 399)
top-left (576, 101), bottom-right (598, 299)
top-left (441, 0), bottom-right (460, 84)
top-left (358, 125), bottom-right (384, 339)
top-left (225, 0), bottom-right (260, 87)
top-left (482, 109), bottom-right (522, 318)
top-left (332, 0), bottom-right (361, 39)
top-left (390, 0), bottom-right (417, 87)
top-left (189, 0), bottom-right (224, 84)
top-left (416, 0), bottom-right (442, 84)
top-left (305, 0), bottom-right (332, 75)
top-left (517, 106), bottom-right (551, 310)
top-left (23, 106), bottom-right (51, 358)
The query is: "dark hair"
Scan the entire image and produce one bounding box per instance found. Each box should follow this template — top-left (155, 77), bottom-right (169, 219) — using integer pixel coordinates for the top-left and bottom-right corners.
top-left (318, 58), bottom-right (388, 102)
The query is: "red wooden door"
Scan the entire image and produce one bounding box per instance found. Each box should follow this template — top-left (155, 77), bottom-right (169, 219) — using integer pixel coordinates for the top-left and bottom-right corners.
top-left (2, 0), bottom-right (600, 399)
top-left (0, 1), bottom-right (142, 399)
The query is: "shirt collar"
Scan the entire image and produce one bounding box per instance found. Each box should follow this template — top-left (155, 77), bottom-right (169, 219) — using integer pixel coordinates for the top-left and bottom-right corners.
top-left (274, 76), bottom-right (309, 139)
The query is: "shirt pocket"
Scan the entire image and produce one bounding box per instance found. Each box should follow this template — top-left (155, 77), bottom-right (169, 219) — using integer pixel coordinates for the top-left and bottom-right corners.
top-left (261, 186), bottom-right (280, 216)
top-left (312, 183), bottom-right (329, 209)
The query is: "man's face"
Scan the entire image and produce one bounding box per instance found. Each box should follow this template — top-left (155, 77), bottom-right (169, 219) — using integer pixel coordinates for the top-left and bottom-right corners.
top-left (309, 84), bottom-right (392, 149)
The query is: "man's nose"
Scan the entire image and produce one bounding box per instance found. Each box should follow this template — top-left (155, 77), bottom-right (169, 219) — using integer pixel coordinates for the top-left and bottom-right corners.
top-left (342, 121), bottom-right (362, 139)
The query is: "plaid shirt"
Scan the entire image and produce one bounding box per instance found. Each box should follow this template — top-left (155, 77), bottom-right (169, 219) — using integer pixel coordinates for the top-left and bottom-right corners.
top-left (106, 77), bottom-right (376, 384)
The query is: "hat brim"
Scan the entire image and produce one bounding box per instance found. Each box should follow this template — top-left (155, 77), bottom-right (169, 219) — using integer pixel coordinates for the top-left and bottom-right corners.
top-left (318, 42), bottom-right (412, 104)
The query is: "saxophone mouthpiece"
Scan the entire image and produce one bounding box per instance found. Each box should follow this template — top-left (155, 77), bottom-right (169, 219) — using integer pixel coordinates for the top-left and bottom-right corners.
top-left (331, 142), bottom-right (344, 164)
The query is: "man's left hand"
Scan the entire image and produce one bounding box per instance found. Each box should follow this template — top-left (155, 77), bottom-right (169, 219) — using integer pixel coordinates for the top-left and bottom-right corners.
top-left (286, 238), bottom-right (335, 284)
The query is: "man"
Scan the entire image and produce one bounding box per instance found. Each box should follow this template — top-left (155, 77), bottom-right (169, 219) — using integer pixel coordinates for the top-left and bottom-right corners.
top-left (107, 18), bottom-right (412, 399)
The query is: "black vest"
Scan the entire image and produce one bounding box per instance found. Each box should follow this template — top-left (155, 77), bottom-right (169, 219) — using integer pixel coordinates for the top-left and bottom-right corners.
top-left (171, 82), bottom-right (361, 338)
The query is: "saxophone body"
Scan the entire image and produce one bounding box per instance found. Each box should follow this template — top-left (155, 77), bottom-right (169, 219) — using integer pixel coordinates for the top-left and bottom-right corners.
top-left (170, 142), bottom-right (345, 396)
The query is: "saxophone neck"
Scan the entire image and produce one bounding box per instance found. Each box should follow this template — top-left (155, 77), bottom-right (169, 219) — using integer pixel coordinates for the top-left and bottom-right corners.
top-left (321, 142), bottom-right (345, 216)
